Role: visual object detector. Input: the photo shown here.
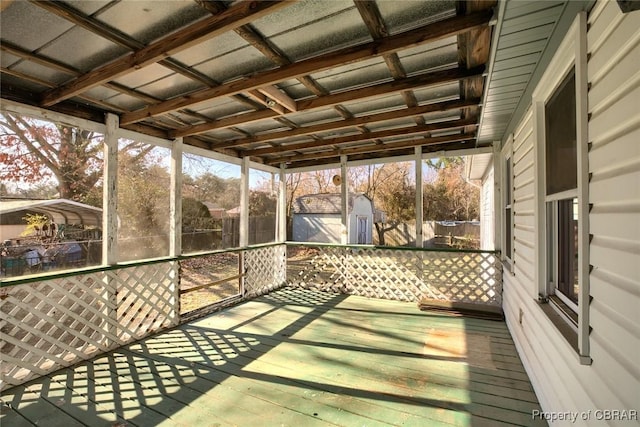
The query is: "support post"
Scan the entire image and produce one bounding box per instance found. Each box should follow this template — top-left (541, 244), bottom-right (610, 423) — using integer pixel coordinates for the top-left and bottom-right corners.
top-left (240, 156), bottom-right (250, 247)
top-left (240, 157), bottom-right (250, 295)
top-left (102, 113), bottom-right (118, 347)
top-left (340, 155), bottom-right (348, 245)
top-left (278, 164), bottom-right (287, 243)
top-left (103, 114), bottom-right (119, 265)
top-left (415, 147), bottom-right (424, 248)
top-left (169, 137), bottom-right (183, 324)
top-left (170, 138), bottom-right (183, 257)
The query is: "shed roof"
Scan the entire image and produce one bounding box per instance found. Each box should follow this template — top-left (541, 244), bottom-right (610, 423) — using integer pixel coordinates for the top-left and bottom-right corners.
top-left (293, 193), bottom-right (371, 214)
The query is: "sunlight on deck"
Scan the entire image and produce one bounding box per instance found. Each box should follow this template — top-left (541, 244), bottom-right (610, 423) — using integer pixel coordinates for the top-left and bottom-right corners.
top-left (1, 288), bottom-right (545, 426)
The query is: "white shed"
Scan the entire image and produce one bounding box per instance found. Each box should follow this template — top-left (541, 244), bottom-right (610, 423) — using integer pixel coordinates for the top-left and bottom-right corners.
top-left (292, 193), bottom-right (374, 244)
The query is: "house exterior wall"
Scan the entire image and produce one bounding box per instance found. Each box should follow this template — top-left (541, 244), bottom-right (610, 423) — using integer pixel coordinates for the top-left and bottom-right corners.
top-left (502, 2), bottom-right (640, 425)
top-left (480, 167), bottom-right (495, 250)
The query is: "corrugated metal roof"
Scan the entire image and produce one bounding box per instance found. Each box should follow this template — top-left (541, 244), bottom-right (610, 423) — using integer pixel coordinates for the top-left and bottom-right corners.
top-left (5, 0), bottom-right (578, 168)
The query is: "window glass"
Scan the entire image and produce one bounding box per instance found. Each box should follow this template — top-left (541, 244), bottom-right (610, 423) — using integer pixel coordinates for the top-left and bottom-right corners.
top-left (557, 198), bottom-right (579, 304)
top-left (249, 169), bottom-right (278, 245)
top-left (181, 153), bottom-right (241, 252)
top-left (422, 157), bottom-right (479, 249)
top-left (545, 70), bottom-right (577, 195)
top-left (287, 168), bottom-right (342, 243)
top-left (0, 112), bottom-right (104, 276)
top-left (351, 162), bottom-right (416, 247)
top-left (117, 140), bottom-right (170, 262)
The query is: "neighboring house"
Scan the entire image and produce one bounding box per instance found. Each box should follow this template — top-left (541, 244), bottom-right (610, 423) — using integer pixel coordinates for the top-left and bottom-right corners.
top-left (202, 202), bottom-right (227, 219)
top-left (0, 198), bottom-right (102, 242)
top-left (292, 193), bottom-right (375, 244)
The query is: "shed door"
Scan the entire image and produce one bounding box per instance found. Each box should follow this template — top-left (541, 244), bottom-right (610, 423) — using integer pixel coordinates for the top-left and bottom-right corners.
top-left (357, 216), bottom-right (368, 244)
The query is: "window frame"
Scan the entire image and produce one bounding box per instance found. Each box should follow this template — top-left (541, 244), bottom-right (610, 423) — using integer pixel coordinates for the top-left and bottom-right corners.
top-left (532, 12), bottom-right (590, 363)
top-left (501, 136), bottom-right (514, 271)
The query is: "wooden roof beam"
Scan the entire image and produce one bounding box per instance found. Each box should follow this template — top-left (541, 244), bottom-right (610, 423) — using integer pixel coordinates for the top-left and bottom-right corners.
top-left (284, 140), bottom-right (474, 169)
top-left (211, 97), bottom-right (478, 148)
top-left (265, 132), bottom-right (477, 165)
top-left (39, 0), bottom-right (292, 107)
top-left (171, 65), bottom-right (484, 138)
top-left (120, 9), bottom-right (493, 125)
top-left (244, 117), bottom-right (477, 156)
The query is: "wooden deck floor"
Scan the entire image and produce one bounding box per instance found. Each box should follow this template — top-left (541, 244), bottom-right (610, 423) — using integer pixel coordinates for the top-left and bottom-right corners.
top-left (1, 288), bottom-right (546, 427)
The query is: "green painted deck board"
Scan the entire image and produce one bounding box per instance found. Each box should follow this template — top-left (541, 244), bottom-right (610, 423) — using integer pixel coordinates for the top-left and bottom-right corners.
top-left (1, 288), bottom-right (546, 427)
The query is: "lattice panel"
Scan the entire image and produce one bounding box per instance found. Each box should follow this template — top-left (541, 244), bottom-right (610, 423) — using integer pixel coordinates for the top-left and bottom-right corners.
top-left (288, 246), bottom-right (349, 294)
top-left (0, 274), bottom-right (115, 390)
top-left (345, 248), bottom-right (445, 302)
top-left (287, 246), bottom-right (502, 305)
top-left (244, 245), bottom-right (287, 298)
top-left (419, 251), bottom-right (502, 305)
top-left (112, 262), bottom-right (179, 343)
top-left (0, 261), bottom-right (179, 391)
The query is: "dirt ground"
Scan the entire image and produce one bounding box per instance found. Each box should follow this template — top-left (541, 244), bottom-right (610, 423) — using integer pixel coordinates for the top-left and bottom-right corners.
top-left (179, 253), bottom-right (241, 314)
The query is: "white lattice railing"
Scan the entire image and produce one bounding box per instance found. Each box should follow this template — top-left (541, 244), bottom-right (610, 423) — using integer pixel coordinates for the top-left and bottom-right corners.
top-left (243, 244), bottom-right (287, 298)
top-left (287, 244), bottom-right (502, 305)
top-left (0, 244), bottom-right (288, 391)
top-left (0, 260), bottom-right (179, 391)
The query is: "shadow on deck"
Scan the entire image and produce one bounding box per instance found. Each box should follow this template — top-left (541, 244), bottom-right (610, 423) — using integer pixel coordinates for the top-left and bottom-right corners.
top-left (1, 287), bottom-right (546, 427)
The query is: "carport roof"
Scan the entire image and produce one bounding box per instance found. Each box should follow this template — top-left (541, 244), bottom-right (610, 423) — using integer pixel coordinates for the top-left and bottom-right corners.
top-left (0, 198), bottom-right (102, 227)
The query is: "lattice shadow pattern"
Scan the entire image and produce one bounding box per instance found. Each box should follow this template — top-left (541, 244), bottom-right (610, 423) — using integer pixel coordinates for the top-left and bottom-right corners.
top-left (0, 261), bottom-right (178, 391)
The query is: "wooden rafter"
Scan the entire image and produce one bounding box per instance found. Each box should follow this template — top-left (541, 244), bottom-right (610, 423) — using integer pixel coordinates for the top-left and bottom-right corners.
top-left (39, 0), bottom-right (292, 107)
top-left (208, 98), bottom-right (479, 149)
top-left (120, 10), bottom-right (493, 125)
top-left (265, 132), bottom-right (477, 165)
top-left (457, 0), bottom-right (496, 136)
top-left (170, 66), bottom-right (484, 138)
top-left (244, 117), bottom-right (477, 157)
top-left (353, 0), bottom-right (426, 127)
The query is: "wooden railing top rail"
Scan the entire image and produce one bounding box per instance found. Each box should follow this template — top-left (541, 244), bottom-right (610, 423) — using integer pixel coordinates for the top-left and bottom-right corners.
top-left (285, 241), bottom-right (499, 255)
top-left (0, 242), bottom-right (284, 288)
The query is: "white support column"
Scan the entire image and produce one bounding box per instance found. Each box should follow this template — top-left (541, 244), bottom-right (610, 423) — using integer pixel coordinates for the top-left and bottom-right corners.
top-left (240, 156), bottom-right (250, 247)
top-left (278, 165), bottom-right (287, 243)
top-left (415, 147), bottom-right (424, 248)
top-left (340, 155), bottom-right (348, 245)
top-left (170, 138), bottom-right (183, 257)
top-left (102, 113), bottom-right (119, 347)
top-left (103, 114), bottom-right (119, 265)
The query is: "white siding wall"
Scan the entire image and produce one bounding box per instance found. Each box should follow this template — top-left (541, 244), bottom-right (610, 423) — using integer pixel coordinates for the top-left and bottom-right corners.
top-left (480, 167), bottom-right (495, 250)
top-left (292, 214), bottom-right (341, 243)
top-left (585, 0), bottom-right (640, 412)
top-left (503, 2), bottom-right (640, 425)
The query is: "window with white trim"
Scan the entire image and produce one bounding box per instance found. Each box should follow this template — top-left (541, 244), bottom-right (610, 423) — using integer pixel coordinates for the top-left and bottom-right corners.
top-left (545, 69), bottom-right (579, 312)
top-left (533, 12), bottom-right (589, 362)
